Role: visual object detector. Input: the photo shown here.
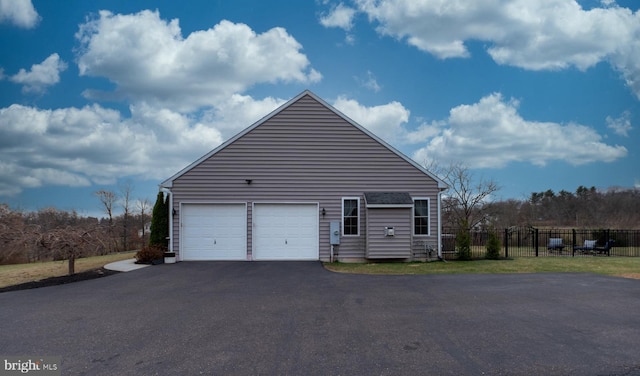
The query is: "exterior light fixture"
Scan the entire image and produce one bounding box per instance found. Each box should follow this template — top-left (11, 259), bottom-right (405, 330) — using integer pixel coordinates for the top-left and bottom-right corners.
top-left (245, 179), bottom-right (252, 185)
top-left (322, 208), bottom-right (326, 217)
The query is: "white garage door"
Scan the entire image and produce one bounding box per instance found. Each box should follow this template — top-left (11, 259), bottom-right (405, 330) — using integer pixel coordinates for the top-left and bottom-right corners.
top-left (253, 204), bottom-right (319, 260)
top-left (181, 204), bottom-right (246, 261)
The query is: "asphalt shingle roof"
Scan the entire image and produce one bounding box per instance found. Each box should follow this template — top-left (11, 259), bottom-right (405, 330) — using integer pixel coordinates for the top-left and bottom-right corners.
top-left (363, 192), bottom-right (413, 205)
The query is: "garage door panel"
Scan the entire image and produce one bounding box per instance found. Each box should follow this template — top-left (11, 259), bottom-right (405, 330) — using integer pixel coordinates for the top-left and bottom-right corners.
top-left (253, 204), bottom-right (318, 260)
top-left (181, 204), bottom-right (246, 261)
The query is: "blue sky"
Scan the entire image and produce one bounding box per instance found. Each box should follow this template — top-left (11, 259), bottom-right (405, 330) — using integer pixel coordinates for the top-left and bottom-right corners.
top-left (0, 0), bottom-right (638, 216)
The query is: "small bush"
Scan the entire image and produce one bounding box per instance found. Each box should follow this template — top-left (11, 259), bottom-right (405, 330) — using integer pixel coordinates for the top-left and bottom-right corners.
top-left (135, 245), bottom-right (166, 264)
top-left (485, 230), bottom-right (501, 260)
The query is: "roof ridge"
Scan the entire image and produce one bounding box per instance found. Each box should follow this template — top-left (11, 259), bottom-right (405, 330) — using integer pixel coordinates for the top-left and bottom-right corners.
top-left (160, 90), bottom-right (447, 190)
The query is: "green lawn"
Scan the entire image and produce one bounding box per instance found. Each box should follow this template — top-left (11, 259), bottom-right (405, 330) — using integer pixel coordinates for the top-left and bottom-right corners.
top-left (323, 257), bottom-right (640, 278)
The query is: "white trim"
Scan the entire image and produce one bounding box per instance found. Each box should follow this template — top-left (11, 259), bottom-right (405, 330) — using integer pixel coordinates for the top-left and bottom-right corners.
top-left (251, 201), bottom-right (320, 205)
top-left (160, 188), bottom-right (173, 253)
top-left (366, 204), bottom-right (414, 209)
top-left (437, 191), bottom-right (443, 258)
top-left (179, 200), bottom-right (249, 205)
top-left (342, 197), bottom-right (361, 237)
top-left (412, 197), bottom-right (431, 237)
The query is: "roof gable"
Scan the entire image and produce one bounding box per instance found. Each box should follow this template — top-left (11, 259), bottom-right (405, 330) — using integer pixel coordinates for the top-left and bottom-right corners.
top-left (160, 90), bottom-right (447, 189)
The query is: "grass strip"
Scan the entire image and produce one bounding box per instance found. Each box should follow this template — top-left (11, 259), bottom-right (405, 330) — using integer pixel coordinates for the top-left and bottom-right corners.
top-left (0, 252), bottom-right (136, 288)
top-left (324, 257), bottom-right (640, 279)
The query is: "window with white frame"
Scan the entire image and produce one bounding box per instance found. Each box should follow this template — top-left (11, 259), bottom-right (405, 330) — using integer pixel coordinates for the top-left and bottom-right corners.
top-left (342, 197), bottom-right (360, 236)
top-left (414, 198), bottom-right (430, 235)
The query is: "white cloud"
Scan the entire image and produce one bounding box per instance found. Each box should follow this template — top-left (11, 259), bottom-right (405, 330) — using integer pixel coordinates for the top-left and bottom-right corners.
top-left (0, 0), bottom-right (39, 29)
top-left (0, 104), bottom-right (228, 195)
top-left (199, 94), bottom-right (286, 138)
top-left (405, 120), bottom-right (446, 144)
top-left (320, 3), bottom-right (357, 30)
top-left (75, 10), bottom-right (321, 112)
top-left (331, 95), bottom-right (446, 146)
top-left (0, 89), bottom-right (628, 196)
top-left (9, 53), bottom-right (67, 93)
top-left (320, 3), bottom-right (358, 45)
top-left (609, 36), bottom-right (640, 100)
top-left (355, 0), bottom-right (640, 97)
top-left (0, 93), bottom-right (290, 196)
top-left (344, 34), bottom-right (356, 45)
top-left (357, 70), bottom-right (381, 92)
top-left (606, 111), bottom-right (633, 137)
top-left (333, 96), bottom-right (410, 143)
top-left (413, 93), bottom-right (628, 168)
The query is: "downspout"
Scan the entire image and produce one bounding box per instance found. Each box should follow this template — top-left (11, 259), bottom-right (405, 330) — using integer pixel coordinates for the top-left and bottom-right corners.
top-left (437, 190), bottom-right (443, 260)
top-left (161, 187), bottom-right (173, 253)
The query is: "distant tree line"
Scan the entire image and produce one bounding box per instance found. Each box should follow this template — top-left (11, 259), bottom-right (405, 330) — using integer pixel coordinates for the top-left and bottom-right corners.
top-left (430, 163), bottom-right (639, 234)
top-left (0, 204), bottom-right (144, 266)
top-left (448, 186), bottom-right (640, 230)
top-left (0, 186), bottom-right (169, 273)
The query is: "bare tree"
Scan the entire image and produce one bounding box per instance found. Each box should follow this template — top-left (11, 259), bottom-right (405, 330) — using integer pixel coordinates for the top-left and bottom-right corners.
top-left (95, 190), bottom-right (116, 224)
top-left (119, 182), bottom-right (134, 252)
top-left (39, 225), bottom-right (105, 275)
top-left (430, 162), bottom-right (500, 231)
top-left (95, 189), bottom-right (117, 251)
top-left (0, 205), bottom-right (41, 264)
top-left (136, 198), bottom-right (151, 246)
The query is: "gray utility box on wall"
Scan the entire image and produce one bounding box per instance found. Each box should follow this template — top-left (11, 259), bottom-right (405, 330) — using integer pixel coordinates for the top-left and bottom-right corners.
top-left (330, 221), bottom-right (341, 245)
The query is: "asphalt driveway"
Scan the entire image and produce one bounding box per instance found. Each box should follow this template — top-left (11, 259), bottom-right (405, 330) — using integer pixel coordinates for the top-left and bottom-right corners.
top-left (1, 262), bottom-right (640, 375)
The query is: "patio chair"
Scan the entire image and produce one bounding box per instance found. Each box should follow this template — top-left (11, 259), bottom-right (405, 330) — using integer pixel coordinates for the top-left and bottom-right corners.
top-left (573, 240), bottom-right (597, 254)
top-left (547, 238), bottom-right (565, 253)
top-left (594, 239), bottom-right (614, 256)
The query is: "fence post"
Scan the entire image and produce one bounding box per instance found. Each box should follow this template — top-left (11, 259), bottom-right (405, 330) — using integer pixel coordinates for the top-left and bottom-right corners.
top-left (534, 228), bottom-right (539, 257)
top-left (504, 228), bottom-right (509, 259)
top-left (572, 229), bottom-right (576, 257)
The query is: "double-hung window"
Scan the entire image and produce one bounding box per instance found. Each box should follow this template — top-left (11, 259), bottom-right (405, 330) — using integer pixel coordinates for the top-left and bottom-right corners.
top-left (414, 198), bottom-right (430, 236)
top-left (342, 197), bottom-right (360, 236)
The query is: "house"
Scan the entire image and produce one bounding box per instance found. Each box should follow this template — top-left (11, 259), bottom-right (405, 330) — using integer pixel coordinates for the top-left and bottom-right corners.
top-left (137, 222), bottom-right (151, 238)
top-left (159, 90), bottom-right (447, 262)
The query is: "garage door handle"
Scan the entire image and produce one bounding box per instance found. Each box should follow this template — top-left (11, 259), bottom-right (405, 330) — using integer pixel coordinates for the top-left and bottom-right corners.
top-left (285, 239), bottom-right (287, 244)
top-left (214, 240), bottom-right (216, 245)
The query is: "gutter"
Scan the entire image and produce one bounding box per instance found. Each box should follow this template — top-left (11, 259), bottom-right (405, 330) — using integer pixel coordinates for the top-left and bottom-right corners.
top-left (437, 190), bottom-right (443, 260)
top-left (160, 187), bottom-right (173, 253)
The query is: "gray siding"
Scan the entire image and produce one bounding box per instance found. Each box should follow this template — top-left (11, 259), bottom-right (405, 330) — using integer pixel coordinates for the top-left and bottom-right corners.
top-left (168, 93), bottom-right (441, 261)
top-left (366, 208), bottom-right (412, 258)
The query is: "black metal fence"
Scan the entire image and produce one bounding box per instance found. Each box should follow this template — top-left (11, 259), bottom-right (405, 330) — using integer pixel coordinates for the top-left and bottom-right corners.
top-left (442, 227), bottom-right (640, 258)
